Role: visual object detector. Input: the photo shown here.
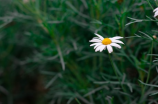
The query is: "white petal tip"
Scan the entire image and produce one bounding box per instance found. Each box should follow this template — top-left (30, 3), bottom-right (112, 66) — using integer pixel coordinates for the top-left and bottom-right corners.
top-left (119, 42), bottom-right (124, 44)
top-left (116, 47), bottom-right (121, 49)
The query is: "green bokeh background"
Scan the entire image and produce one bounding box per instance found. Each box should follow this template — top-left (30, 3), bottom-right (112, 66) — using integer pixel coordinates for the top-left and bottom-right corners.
top-left (0, 0), bottom-right (158, 104)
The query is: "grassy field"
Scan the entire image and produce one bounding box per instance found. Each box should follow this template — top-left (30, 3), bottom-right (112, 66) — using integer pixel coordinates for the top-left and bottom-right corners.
top-left (0, 0), bottom-right (158, 104)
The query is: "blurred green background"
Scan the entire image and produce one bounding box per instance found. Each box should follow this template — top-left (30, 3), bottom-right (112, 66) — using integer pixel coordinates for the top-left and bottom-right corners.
top-left (0, 0), bottom-right (158, 104)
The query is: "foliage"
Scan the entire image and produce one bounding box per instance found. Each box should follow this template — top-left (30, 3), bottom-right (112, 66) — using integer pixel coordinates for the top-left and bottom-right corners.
top-left (0, 0), bottom-right (158, 104)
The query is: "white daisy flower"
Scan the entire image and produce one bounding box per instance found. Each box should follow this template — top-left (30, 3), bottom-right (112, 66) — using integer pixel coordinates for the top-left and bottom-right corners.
top-left (153, 7), bottom-right (158, 17)
top-left (89, 33), bottom-right (124, 53)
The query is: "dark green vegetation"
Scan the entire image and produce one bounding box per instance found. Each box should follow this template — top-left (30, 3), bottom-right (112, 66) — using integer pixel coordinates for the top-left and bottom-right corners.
top-left (0, 0), bottom-right (158, 104)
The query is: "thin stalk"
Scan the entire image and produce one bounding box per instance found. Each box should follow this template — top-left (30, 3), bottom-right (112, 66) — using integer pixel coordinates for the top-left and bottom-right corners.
top-left (145, 42), bottom-right (154, 84)
top-left (108, 53), bottom-right (118, 77)
top-left (156, 0), bottom-right (158, 6)
top-left (108, 53), bottom-right (130, 102)
top-left (145, 41), bottom-right (154, 85)
top-left (146, 0), bottom-right (154, 10)
top-left (75, 98), bottom-right (81, 104)
top-left (140, 41), bottom-right (153, 103)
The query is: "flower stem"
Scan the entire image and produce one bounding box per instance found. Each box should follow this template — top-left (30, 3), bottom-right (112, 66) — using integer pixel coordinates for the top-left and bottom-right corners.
top-left (146, 0), bottom-right (154, 10)
top-left (145, 41), bottom-right (153, 86)
top-left (140, 41), bottom-right (153, 103)
top-left (108, 53), bottom-right (129, 102)
top-left (108, 53), bottom-right (118, 77)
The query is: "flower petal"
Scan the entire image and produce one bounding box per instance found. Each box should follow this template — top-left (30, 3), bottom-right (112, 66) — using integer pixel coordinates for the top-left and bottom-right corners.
top-left (107, 45), bottom-right (113, 53)
top-left (110, 36), bottom-right (123, 40)
top-left (154, 7), bottom-right (158, 12)
top-left (94, 43), bottom-right (102, 49)
top-left (93, 37), bottom-right (100, 39)
top-left (95, 33), bottom-right (104, 40)
top-left (95, 45), bottom-right (103, 52)
top-left (89, 39), bottom-right (102, 42)
top-left (99, 45), bottom-right (106, 52)
top-left (110, 43), bottom-right (121, 49)
top-left (111, 39), bottom-right (124, 44)
top-left (90, 43), bottom-right (102, 47)
top-left (154, 10), bottom-right (158, 17)
top-left (104, 46), bottom-right (107, 50)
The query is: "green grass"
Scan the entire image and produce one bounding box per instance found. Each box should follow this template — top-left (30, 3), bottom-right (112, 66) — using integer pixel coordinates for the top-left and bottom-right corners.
top-left (0, 0), bottom-right (158, 104)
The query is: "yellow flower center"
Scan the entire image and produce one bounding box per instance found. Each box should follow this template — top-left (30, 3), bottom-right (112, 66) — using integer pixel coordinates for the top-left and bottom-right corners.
top-left (102, 38), bottom-right (112, 45)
